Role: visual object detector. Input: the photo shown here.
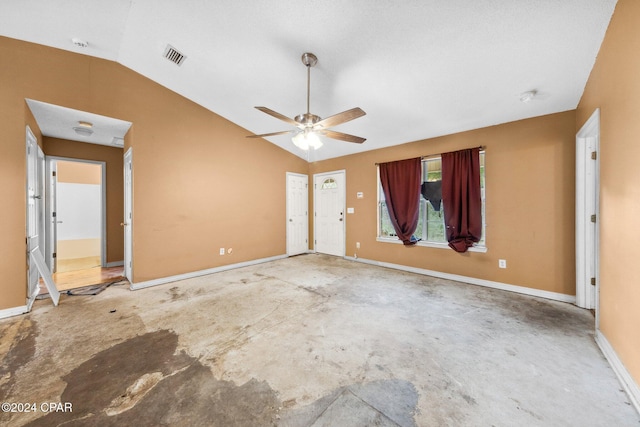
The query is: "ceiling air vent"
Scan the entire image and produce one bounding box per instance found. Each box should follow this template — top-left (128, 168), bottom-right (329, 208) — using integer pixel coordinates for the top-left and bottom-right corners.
top-left (163, 44), bottom-right (186, 66)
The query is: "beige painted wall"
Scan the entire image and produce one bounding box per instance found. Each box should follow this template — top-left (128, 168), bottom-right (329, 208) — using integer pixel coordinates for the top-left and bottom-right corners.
top-left (56, 160), bottom-right (101, 185)
top-left (310, 111), bottom-right (576, 296)
top-left (577, 0), bottom-right (640, 387)
top-left (57, 239), bottom-right (100, 260)
top-left (44, 138), bottom-right (123, 265)
top-left (0, 36), bottom-right (307, 309)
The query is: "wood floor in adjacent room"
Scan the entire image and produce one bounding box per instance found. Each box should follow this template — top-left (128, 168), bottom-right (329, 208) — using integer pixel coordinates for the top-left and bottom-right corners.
top-left (2, 254), bottom-right (638, 426)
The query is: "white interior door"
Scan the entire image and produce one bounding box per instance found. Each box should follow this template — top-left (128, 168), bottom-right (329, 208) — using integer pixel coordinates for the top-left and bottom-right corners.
top-left (26, 127), bottom-right (40, 306)
top-left (286, 173), bottom-right (308, 256)
top-left (576, 109), bottom-right (600, 312)
top-left (123, 148), bottom-right (133, 282)
top-left (314, 171), bottom-right (345, 257)
top-left (45, 158), bottom-right (58, 272)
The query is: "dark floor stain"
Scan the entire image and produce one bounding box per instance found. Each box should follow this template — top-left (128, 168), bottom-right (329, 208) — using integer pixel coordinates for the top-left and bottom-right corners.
top-left (0, 318), bottom-right (37, 402)
top-left (26, 329), bottom-right (281, 427)
top-left (280, 379), bottom-right (418, 427)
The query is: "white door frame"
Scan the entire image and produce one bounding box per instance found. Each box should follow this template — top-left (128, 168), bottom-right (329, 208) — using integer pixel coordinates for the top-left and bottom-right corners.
top-left (313, 170), bottom-right (346, 257)
top-left (286, 172), bottom-right (309, 256)
top-left (123, 148), bottom-right (133, 282)
top-left (576, 108), bottom-right (600, 318)
top-left (46, 156), bottom-right (107, 270)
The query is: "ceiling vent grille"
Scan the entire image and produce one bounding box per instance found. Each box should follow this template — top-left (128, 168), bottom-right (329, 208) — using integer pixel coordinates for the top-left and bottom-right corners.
top-left (163, 44), bottom-right (186, 66)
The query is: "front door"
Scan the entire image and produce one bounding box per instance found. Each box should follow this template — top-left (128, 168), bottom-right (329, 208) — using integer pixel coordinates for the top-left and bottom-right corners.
top-left (286, 173), bottom-right (308, 256)
top-left (314, 171), bottom-right (345, 257)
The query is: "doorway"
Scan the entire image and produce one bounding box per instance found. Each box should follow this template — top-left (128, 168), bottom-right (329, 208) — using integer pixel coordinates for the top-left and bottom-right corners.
top-left (576, 108), bottom-right (600, 317)
top-left (314, 170), bottom-right (346, 257)
top-left (47, 158), bottom-right (106, 273)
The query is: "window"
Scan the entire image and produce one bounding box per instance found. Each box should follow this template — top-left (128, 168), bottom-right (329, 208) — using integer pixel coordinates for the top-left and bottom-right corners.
top-left (378, 151), bottom-right (486, 248)
top-left (321, 178), bottom-right (337, 189)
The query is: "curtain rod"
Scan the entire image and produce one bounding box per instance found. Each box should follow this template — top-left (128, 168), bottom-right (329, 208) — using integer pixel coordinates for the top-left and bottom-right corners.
top-left (374, 145), bottom-right (485, 166)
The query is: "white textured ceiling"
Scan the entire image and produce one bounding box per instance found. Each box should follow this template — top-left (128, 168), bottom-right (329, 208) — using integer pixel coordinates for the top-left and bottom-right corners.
top-left (1, 0), bottom-right (617, 161)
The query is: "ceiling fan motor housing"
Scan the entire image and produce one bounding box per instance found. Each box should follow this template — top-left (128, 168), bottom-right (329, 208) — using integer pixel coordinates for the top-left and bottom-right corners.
top-left (295, 113), bottom-right (321, 127)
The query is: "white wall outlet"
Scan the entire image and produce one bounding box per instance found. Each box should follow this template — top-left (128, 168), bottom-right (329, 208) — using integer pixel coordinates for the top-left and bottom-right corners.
top-left (499, 259), bottom-right (507, 268)
top-left (347, 207), bottom-right (355, 214)
top-left (356, 192), bottom-right (363, 199)
top-left (219, 248), bottom-right (225, 255)
top-left (356, 242), bottom-right (360, 249)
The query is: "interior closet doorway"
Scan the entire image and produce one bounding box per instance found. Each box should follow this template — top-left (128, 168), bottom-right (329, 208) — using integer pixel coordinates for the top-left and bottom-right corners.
top-left (47, 157), bottom-right (106, 274)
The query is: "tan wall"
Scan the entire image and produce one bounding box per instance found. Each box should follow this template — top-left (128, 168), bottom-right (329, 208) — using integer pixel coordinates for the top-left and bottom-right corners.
top-left (310, 111), bottom-right (576, 295)
top-left (56, 160), bottom-right (102, 184)
top-left (57, 239), bottom-right (101, 260)
top-left (577, 0), bottom-right (640, 386)
top-left (0, 36), bottom-right (307, 309)
top-left (44, 138), bottom-right (123, 265)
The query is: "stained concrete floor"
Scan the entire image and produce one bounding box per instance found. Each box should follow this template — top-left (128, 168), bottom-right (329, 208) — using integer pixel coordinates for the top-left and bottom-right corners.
top-left (1, 254), bottom-right (638, 426)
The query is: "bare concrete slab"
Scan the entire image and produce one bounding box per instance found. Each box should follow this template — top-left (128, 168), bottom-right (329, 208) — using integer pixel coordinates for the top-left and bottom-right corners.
top-left (0, 254), bottom-right (638, 426)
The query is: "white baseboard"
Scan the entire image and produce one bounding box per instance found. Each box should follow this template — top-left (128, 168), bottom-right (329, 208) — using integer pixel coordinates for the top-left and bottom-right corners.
top-left (105, 260), bottom-right (124, 267)
top-left (130, 254), bottom-right (288, 291)
top-left (345, 256), bottom-right (576, 304)
top-left (0, 305), bottom-right (29, 320)
top-left (595, 330), bottom-right (640, 415)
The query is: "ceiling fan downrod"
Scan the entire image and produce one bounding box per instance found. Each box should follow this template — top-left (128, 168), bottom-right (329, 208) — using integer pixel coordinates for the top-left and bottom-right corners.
top-left (296, 52), bottom-right (320, 127)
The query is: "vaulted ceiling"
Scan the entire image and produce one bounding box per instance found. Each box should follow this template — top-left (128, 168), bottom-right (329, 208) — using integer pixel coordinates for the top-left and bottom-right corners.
top-left (1, 0), bottom-right (617, 161)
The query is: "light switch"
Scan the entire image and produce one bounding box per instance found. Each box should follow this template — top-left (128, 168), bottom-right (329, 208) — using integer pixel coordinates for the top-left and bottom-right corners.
top-left (347, 207), bottom-right (355, 214)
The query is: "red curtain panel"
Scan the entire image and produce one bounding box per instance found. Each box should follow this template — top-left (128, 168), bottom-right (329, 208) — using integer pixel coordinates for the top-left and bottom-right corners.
top-left (441, 148), bottom-right (482, 252)
top-left (379, 157), bottom-right (422, 245)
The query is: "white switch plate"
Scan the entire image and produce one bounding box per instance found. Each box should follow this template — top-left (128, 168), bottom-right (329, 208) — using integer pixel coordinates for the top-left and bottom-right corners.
top-left (356, 242), bottom-right (360, 249)
top-left (356, 192), bottom-right (364, 199)
top-left (499, 259), bottom-right (507, 268)
top-left (220, 248), bottom-right (225, 255)
top-left (347, 207), bottom-right (355, 214)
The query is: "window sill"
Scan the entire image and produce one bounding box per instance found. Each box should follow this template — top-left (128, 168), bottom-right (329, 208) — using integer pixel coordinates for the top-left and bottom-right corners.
top-left (376, 237), bottom-right (488, 253)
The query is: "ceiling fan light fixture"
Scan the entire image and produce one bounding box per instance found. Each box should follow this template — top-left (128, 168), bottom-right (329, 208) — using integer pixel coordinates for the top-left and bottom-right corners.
top-left (292, 129), bottom-right (322, 150)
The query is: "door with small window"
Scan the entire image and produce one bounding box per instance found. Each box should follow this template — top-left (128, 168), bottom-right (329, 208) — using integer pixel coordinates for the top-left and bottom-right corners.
top-left (314, 171), bottom-right (345, 257)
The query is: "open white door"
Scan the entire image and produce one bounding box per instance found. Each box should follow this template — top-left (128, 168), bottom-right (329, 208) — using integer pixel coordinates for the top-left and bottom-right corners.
top-left (286, 173), bottom-right (309, 256)
top-left (45, 158), bottom-right (58, 272)
top-left (314, 171), bottom-right (346, 257)
top-left (123, 148), bottom-right (133, 282)
top-left (576, 109), bottom-right (600, 313)
top-left (26, 126), bottom-right (59, 308)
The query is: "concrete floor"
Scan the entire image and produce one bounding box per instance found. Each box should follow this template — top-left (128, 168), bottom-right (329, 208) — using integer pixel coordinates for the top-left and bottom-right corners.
top-left (1, 254), bottom-right (638, 426)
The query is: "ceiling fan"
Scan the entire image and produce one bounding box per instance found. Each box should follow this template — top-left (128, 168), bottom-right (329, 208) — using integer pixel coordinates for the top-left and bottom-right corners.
top-left (247, 52), bottom-right (366, 150)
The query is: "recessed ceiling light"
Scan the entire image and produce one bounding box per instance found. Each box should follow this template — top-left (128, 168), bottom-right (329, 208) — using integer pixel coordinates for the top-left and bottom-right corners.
top-left (71, 38), bottom-right (88, 48)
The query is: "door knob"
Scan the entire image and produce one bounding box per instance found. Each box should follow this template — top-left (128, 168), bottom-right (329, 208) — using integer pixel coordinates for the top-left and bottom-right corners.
top-left (339, 218), bottom-right (343, 221)
top-left (120, 222), bottom-right (129, 227)
top-left (289, 218), bottom-right (293, 222)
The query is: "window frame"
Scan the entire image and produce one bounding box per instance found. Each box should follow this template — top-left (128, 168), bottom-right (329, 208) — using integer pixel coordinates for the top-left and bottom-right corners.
top-left (376, 151), bottom-right (487, 253)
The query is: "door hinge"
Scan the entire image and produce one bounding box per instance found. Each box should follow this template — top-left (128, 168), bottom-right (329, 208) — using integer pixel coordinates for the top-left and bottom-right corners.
top-left (590, 214), bottom-right (596, 223)
top-left (52, 211), bottom-right (56, 217)
top-left (590, 277), bottom-right (596, 286)
top-left (52, 171), bottom-right (56, 177)
top-left (53, 252), bottom-right (57, 258)
top-left (591, 151), bottom-right (597, 160)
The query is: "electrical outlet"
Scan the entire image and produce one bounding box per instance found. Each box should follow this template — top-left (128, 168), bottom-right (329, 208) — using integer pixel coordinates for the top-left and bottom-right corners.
top-left (499, 259), bottom-right (507, 269)
top-left (228, 248), bottom-right (233, 254)
top-left (356, 242), bottom-right (360, 249)
top-left (219, 248), bottom-right (225, 256)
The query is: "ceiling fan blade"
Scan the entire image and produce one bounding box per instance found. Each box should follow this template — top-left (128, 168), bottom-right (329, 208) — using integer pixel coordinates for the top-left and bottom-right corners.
top-left (255, 106), bottom-right (300, 127)
top-left (246, 130), bottom-right (294, 138)
top-left (321, 130), bottom-right (366, 144)
top-left (315, 107), bottom-right (366, 129)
